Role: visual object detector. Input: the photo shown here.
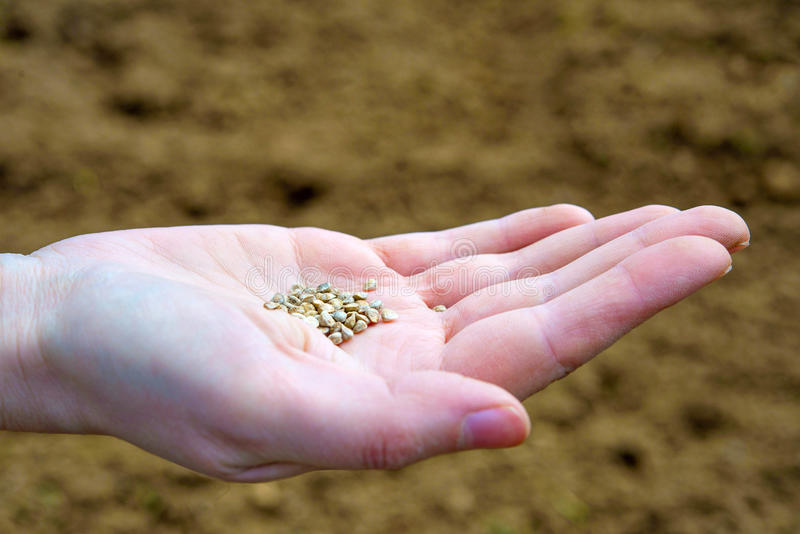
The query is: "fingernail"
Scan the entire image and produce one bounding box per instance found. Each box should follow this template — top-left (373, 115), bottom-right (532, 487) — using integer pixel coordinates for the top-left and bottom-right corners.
top-left (459, 407), bottom-right (524, 450)
top-left (730, 240), bottom-right (750, 253)
top-left (722, 264), bottom-right (733, 276)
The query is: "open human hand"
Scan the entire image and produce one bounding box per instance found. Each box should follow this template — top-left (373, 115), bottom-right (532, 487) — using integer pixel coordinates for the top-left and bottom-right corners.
top-left (0, 204), bottom-right (749, 481)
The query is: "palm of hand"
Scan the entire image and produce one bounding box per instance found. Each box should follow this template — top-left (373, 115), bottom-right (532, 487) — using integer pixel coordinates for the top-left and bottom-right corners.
top-left (28, 205), bottom-right (747, 481)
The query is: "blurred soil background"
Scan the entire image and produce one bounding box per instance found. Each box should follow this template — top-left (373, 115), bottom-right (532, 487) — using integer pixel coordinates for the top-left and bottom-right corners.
top-left (1, 0), bottom-right (799, 532)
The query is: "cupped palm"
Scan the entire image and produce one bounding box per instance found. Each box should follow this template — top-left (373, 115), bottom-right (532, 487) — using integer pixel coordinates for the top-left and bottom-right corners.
top-left (27, 204), bottom-right (748, 481)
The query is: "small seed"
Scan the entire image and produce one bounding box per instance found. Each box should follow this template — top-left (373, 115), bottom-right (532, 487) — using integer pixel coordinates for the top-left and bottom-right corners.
top-left (365, 308), bottom-right (380, 324)
top-left (381, 309), bottom-right (398, 322)
top-left (265, 281), bottom-right (395, 346)
top-left (432, 305), bottom-right (447, 312)
top-left (328, 332), bottom-right (343, 345)
top-left (319, 311), bottom-right (335, 327)
top-left (341, 325), bottom-right (354, 341)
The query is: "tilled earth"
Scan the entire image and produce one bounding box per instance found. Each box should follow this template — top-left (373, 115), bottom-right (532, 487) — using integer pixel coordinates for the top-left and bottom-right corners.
top-left (1, 1), bottom-right (798, 532)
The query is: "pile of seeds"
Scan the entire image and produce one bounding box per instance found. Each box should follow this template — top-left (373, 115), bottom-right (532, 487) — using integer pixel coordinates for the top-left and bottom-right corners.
top-left (263, 279), bottom-right (398, 345)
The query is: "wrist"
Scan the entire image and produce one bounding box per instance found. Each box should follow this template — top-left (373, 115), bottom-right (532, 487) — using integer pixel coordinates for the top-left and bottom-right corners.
top-left (0, 253), bottom-right (90, 433)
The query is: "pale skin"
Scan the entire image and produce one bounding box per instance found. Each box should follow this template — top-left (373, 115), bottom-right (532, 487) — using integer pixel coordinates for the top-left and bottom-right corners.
top-left (0, 204), bottom-right (749, 482)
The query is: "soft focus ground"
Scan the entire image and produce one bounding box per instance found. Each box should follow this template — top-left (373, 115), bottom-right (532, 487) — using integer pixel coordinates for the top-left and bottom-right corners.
top-left (1, 1), bottom-right (798, 533)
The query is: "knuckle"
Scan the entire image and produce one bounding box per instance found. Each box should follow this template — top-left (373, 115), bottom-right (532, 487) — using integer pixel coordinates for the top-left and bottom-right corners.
top-left (362, 426), bottom-right (421, 470)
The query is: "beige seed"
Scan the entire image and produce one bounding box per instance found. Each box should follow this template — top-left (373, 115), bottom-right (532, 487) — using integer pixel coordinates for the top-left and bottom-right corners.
top-left (381, 309), bottom-right (398, 322)
top-left (341, 325), bottom-right (354, 341)
top-left (264, 281), bottom-right (398, 346)
top-left (365, 308), bottom-right (380, 324)
top-left (319, 311), bottom-right (335, 327)
top-left (432, 305), bottom-right (447, 312)
top-left (328, 332), bottom-right (343, 345)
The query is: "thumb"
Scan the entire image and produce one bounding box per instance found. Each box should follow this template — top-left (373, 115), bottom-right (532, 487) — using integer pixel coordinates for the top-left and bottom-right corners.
top-left (248, 368), bottom-right (530, 476)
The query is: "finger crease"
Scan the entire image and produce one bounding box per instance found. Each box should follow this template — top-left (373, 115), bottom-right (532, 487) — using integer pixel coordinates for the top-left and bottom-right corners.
top-left (530, 307), bottom-right (569, 379)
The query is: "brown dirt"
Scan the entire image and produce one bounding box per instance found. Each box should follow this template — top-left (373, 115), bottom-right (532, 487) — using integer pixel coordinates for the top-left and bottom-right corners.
top-left (1, 1), bottom-right (799, 532)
